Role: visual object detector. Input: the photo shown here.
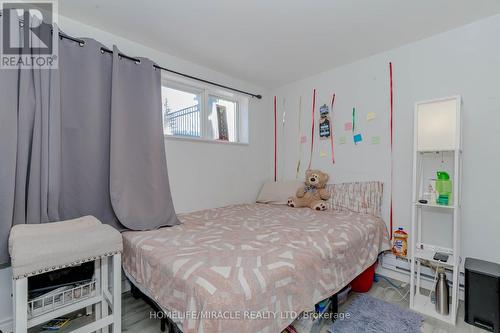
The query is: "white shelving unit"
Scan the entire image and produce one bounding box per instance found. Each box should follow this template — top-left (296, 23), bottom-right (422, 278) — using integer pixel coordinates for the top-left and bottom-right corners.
top-left (409, 95), bottom-right (462, 325)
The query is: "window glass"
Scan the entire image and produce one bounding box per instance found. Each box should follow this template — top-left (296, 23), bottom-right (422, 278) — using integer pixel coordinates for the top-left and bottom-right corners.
top-left (162, 86), bottom-right (201, 137)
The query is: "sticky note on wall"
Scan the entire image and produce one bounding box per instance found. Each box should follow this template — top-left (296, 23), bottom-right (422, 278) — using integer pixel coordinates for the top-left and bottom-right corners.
top-left (300, 135), bottom-right (307, 144)
top-left (320, 151), bottom-right (327, 158)
top-left (366, 112), bottom-right (376, 121)
top-left (371, 136), bottom-right (380, 144)
top-left (353, 134), bottom-right (363, 144)
top-left (339, 137), bottom-right (346, 144)
top-left (344, 122), bottom-right (352, 131)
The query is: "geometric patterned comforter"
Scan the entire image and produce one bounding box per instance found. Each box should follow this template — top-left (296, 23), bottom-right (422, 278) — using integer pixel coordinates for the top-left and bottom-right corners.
top-left (122, 204), bottom-right (390, 333)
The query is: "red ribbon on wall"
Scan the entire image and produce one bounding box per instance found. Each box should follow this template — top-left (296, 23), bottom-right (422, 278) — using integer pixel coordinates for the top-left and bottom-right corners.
top-left (389, 62), bottom-right (394, 240)
top-left (330, 93), bottom-right (336, 164)
top-left (308, 89), bottom-right (316, 170)
top-left (274, 96), bottom-right (277, 182)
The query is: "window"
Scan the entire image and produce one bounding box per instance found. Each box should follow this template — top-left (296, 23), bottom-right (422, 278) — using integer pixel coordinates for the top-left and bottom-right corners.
top-left (161, 76), bottom-right (248, 144)
top-left (162, 85), bottom-right (201, 137)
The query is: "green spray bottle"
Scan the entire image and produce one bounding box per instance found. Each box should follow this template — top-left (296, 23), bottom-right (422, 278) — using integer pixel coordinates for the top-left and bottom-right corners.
top-left (435, 171), bottom-right (452, 205)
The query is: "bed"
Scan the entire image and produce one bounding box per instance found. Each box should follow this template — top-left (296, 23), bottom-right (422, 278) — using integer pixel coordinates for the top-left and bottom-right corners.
top-left (122, 182), bottom-right (390, 333)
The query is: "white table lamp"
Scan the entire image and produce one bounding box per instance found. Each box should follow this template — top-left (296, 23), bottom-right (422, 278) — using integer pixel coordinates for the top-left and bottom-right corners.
top-left (416, 97), bottom-right (460, 151)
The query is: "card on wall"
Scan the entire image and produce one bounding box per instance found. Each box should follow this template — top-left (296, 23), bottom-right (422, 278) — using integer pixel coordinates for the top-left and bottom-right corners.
top-left (319, 104), bottom-right (331, 140)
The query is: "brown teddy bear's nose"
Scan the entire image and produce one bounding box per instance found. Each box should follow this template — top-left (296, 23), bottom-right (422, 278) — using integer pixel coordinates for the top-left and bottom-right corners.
top-left (310, 177), bottom-right (315, 182)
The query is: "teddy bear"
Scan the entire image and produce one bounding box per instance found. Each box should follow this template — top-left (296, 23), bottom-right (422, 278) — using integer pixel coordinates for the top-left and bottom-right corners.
top-left (287, 169), bottom-right (331, 211)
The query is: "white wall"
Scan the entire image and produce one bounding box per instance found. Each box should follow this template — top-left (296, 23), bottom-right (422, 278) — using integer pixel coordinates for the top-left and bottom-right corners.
top-left (272, 14), bottom-right (500, 267)
top-left (0, 16), bottom-right (273, 330)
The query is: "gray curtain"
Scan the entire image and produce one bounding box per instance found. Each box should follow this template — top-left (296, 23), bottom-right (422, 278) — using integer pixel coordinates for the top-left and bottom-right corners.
top-left (0, 16), bottom-right (60, 264)
top-left (110, 46), bottom-right (179, 230)
top-left (58, 37), bottom-right (123, 230)
top-left (0, 66), bottom-right (18, 265)
top-left (0, 16), bottom-right (179, 265)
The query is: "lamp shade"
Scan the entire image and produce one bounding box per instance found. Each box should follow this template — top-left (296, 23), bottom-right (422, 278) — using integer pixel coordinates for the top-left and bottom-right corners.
top-left (416, 97), bottom-right (459, 151)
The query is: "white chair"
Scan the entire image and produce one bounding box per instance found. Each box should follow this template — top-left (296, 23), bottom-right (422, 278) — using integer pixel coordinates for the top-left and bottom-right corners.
top-left (9, 216), bottom-right (123, 333)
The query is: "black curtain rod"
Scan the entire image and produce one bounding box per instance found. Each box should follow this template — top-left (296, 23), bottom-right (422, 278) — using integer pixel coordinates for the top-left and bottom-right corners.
top-left (57, 32), bottom-right (262, 99)
top-left (0, 10), bottom-right (262, 98)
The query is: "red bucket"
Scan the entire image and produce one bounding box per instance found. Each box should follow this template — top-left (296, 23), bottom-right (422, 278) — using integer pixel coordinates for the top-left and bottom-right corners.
top-left (350, 262), bottom-right (377, 293)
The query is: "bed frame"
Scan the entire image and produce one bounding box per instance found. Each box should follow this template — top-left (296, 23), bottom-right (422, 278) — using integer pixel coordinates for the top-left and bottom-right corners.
top-left (129, 280), bottom-right (340, 333)
top-left (130, 282), bottom-right (181, 333)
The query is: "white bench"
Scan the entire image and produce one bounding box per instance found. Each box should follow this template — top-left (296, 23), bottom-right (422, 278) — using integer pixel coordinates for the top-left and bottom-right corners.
top-left (9, 216), bottom-right (123, 333)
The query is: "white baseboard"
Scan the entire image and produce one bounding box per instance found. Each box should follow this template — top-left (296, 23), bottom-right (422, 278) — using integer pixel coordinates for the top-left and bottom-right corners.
top-left (376, 265), bottom-right (411, 284)
top-left (0, 317), bottom-right (12, 333)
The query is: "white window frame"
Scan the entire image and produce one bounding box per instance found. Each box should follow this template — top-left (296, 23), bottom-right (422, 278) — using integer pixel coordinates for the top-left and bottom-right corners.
top-left (161, 72), bottom-right (249, 145)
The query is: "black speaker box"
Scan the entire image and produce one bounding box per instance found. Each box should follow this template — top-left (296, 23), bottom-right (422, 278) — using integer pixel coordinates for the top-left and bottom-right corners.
top-left (465, 257), bottom-right (500, 332)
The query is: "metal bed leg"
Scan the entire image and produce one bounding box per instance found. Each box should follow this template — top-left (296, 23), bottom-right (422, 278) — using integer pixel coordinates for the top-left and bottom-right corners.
top-left (330, 293), bottom-right (339, 323)
top-left (160, 318), bottom-right (166, 332)
top-left (130, 283), bottom-right (141, 299)
top-left (127, 278), bottom-right (180, 333)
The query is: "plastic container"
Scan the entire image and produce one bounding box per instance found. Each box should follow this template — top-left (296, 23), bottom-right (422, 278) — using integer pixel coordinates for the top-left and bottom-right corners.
top-left (351, 262), bottom-right (377, 292)
top-left (314, 299), bottom-right (329, 313)
top-left (392, 228), bottom-right (408, 258)
top-left (424, 182), bottom-right (437, 204)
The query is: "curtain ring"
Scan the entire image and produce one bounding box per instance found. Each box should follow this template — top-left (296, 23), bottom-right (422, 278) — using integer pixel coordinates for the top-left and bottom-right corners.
top-left (79, 41), bottom-right (85, 47)
top-left (135, 59), bottom-right (141, 65)
top-left (100, 48), bottom-right (104, 54)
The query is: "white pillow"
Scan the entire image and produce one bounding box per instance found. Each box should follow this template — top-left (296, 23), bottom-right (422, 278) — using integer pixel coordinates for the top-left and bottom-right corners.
top-left (256, 180), bottom-right (303, 205)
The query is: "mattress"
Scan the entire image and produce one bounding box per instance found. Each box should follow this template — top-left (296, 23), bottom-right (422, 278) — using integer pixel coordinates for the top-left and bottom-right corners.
top-left (122, 203), bottom-right (390, 333)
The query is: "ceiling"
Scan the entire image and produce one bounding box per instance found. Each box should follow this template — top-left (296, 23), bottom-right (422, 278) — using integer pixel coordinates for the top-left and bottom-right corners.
top-left (60, 0), bottom-right (500, 88)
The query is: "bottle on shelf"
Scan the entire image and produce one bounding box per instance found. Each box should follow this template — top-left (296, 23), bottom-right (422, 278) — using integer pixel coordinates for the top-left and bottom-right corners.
top-left (436, 171), bottom-right (452, 206)
top-left (423, 182), bottom-right (437, 204)
top-left (392, 228), bottom-right (408, 258)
